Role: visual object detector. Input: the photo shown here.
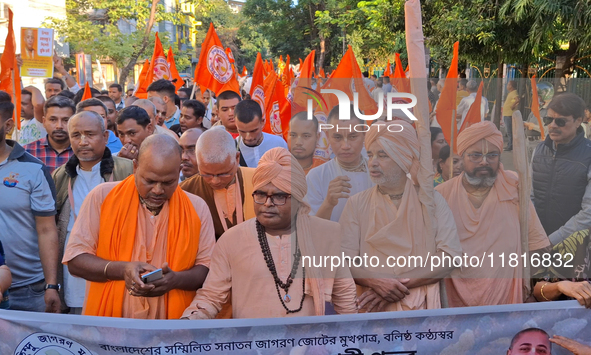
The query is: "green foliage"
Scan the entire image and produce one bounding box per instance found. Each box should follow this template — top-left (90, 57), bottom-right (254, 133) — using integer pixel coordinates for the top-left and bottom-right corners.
top-left (44, 0), bottom-right (188, 81)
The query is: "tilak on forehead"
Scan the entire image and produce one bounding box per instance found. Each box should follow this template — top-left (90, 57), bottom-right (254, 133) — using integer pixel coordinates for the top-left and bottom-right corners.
top-left (457, 121), bottom-right (503, 156)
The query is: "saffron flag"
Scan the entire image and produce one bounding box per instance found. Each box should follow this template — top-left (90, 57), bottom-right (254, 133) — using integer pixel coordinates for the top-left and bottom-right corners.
top-left (241, 66), bottom-right (247, 76)
top-left (319, 68), bottom-right (326, 78)
top-left (81, 81), bottom-right (93, 101)
top-left (321, 45), bottom-right (377, 114)
top-left (0, 9), bottom-right (21, 128)
top-left (167, 47), bottom-right (185, 91)
top-left (383, 59), bottom-right (392, 77)
top-left (263, 70), bottom-right (291, 139)
top-left (530, 75), bottom-right (545, 140)
top-left (135, 33), bottom-right (169, 99)
top-left (299, 58), bottom-right (303, 70)
top-left (250, 53), bottom-right (266, 122)
top-left (133, 59), bottom-right (150, 96)
top-left (281, 55), bottom-right (291, 96)
top-left (435, 41), bottom-right (460, 153)
top-left (459, 81), bottom-right (483, 132)
top-left (193, 23), bottom-right (241, 96)
top-left (391, 53), bottom-right (410, 93)
top-left (292, 50), bottom-right (315, 113)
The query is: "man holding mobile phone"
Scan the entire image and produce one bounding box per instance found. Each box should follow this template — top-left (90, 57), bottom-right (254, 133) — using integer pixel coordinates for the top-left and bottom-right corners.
top-left (63, 135), bottom-right (215, 319)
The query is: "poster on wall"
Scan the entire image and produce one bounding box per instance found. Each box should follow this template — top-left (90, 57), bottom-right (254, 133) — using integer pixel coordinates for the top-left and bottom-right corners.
top-left (20, 27), bottom-right (54, 78)
top-left (0, 301), bottom-right (589, 354)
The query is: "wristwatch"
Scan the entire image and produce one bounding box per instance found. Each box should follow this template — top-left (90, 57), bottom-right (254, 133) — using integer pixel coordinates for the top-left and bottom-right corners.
top-left (44, 284), bottom-right (61, 291)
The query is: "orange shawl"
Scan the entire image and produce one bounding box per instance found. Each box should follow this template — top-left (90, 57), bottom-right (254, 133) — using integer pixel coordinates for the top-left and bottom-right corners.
top-left (84, 175), bottom-right (201, 319)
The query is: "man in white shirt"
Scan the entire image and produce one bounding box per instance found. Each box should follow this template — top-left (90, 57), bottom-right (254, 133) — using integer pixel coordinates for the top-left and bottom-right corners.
top-left (457, 80), bottom-right (489, 129)
top-left (18, 89), bottom-right (47, 146)
top-left (235, 99), bottom-right (288, 168)
top-left (306, 106), bottom-right (374, 222)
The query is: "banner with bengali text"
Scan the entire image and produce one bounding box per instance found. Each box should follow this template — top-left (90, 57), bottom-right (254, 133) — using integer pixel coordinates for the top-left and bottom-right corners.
top-left (0, 301), bottom-right (589, 355)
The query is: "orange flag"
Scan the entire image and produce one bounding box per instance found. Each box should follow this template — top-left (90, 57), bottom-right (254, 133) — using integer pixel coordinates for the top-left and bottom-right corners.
top-left (269, 59), bottom-right (275, 72)
top-left (319, 68), bottom-right (326, 78)
top-left (459, 81), bottom-right (483, 132)
top-left (292, 50), bottom-right (315, 112)
top-left (435, 41), bottom-right (460, 153)
top-left (391, 53), bottom-right (410, 93)
top-left (0, 9), bottom-right (21, 128)
top-left (250, 53), bottom-right (266, 122)
top-left (241, 66), bottom-right (247, 76)
top-left (167, 47), bottom-right (184, 91)
top-left (263, 70), bottom-right (291, 139)
top-left (133, 59), bottom-right (150, 96)
top-left (530, 75), bottom-right (545, 140)
top-left (299, 58), bottom-right (303, 69)
top-left (383, 59), bottom-right (392, 77)
top-left (81, 81), bottom-right (93, 101)
top-left (193, 23), bottom-right (241, 96)
top-left (281, 55), bottom-right (291, 95)
top-left (321, 45), bottom-right (377, 114)
top-left (135, 33), bottom-right (169, 98)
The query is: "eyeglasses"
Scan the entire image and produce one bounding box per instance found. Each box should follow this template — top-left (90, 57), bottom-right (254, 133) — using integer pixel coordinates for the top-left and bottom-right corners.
top-left (198, 172), bottom-right (233, 179)
top-left (543, 116), bottom-right (571, 127)
top-left (466, 153), bottom-right (500, 163)
top-left (252, 192), bottom-right (291, 206)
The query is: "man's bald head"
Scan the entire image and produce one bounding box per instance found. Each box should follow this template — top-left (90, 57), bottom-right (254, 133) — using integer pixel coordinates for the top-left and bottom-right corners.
top-left (132, 99), bottom-right (157, 122)
top-left (196, 126), bottom-right (237, 165)
top-left (134, 134), bottom-right (183, 210)
top-left (68, 110), bottom-right (105, 132)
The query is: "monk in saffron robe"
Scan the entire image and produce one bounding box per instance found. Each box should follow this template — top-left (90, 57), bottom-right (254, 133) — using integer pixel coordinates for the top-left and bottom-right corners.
top-left (436, 121), bottom-right (550, 307)
top-left (340, 121), bottom-right (462, 312)
top-left (63, 135), bottom-right (215, 319)
top-left (180, 127), bottom-right (255, 240)
top-left (182, 148), bottom-right (357, 319)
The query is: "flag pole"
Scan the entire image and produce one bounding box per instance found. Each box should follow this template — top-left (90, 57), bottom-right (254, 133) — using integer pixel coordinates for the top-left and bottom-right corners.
top-left (449, 109), bottom-right (455, 180)
top-left (189, 84), bottom-right (197, 100)
top-left (10, 68), bottom-right (19, 141)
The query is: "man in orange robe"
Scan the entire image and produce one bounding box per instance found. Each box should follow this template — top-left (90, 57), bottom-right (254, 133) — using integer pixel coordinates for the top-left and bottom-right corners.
top-left (181, 148), bottom-right (357, 319)
top-left (340, 121), bottom-right (462, 312)
top-left (436, 121), bottom-right (550, 307)
top-left (63, 134), bottom-right (215, 319)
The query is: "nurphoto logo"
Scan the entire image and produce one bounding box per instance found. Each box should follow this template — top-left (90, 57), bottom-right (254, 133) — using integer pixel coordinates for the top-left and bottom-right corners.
top-left (303, 86), bottom-right (418, 132)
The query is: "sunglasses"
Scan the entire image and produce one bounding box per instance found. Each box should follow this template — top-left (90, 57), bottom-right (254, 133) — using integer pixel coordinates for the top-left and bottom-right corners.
top-left (543, 116), bottom-right (571, 127)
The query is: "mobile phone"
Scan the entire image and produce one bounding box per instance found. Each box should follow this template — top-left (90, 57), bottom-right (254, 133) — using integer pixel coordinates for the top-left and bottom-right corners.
top-left (141, 269), bottom-right (163, 284)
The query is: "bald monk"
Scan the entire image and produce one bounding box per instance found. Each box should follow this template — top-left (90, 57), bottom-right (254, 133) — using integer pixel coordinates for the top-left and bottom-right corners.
top-left (179, 128), bottom-right (205, 181)
top-left (436, 121), bottom-right (550, 307)
top-left (181, 148), bottom-right (358, 319)
top-left (340, 121), bottom-right (462, 312)
top-left (63, 135), bottom-right (215, 318)
top-left (180, 127), bottom-right (256, 240)
top-left (132, 99), bottom-right (179, 142)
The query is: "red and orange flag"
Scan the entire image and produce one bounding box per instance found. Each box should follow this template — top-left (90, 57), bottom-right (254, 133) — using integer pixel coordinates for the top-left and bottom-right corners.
top-left (135, 33), bottom-right (168, 98)
top-left (193, 23), bottom-right (241, 96)
top-left (459, 81), bottom-right (483, 132)
top-left (530, 75), bottom-right (545, 140)
top-left (250, 53), bottom-right (266, 121)
top-left (0, 9), bottom-right (21, 128)
top-left (435, 41), bottom-right (460, 153)
top-left (167, 47), bottom-right (185, 91)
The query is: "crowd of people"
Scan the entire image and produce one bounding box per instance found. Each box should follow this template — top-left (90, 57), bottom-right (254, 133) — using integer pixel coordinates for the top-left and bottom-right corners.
top-left (1, 61), bottom-right (591, 353)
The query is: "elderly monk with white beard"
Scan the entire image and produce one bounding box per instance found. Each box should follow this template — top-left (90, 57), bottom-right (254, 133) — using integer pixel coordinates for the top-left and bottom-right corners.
top-left (436, 121), bottom-right (550, 307)
top-left (340, 121), bottom-right (462, 312)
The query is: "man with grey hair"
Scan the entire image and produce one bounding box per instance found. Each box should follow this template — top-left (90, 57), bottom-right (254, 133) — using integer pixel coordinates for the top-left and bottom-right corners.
top-left (52, 111), bottom-right (133, 313)
top-left (132, 99), bottom-right (179, 141)
top-left (456, 79), bottom-right (489, 129)
top-left (180, 127), bottom-right (256, 241)
top-left (75, 98), bottom-right (123, 155)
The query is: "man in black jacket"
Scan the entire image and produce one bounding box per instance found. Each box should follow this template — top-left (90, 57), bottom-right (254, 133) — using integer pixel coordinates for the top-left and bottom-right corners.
top-left (531, 93), bottom-right (591, 245)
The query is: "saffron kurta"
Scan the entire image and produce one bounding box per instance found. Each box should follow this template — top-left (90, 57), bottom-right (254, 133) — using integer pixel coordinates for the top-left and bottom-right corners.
top-left (181, 218), bottom-right (358, 319)
top-left (436, 172), bottom-right (550, 307)
top-left (62, 182), bottom-right (216, 319)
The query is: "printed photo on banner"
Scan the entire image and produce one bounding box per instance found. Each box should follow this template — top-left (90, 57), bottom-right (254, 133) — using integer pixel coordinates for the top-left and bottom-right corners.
top-left (20, 27), bottom-right (54, 78)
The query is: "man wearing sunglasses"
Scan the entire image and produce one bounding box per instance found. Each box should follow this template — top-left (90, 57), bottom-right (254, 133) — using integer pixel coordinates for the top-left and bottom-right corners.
top-left (531, 93), bottom-right (591, 245)
top-left (437, 121), bottom-right (550, 307)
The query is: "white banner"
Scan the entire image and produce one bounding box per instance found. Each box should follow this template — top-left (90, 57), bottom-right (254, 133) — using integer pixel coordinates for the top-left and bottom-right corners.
top-left (1, 301), bottom-right (590, 354)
